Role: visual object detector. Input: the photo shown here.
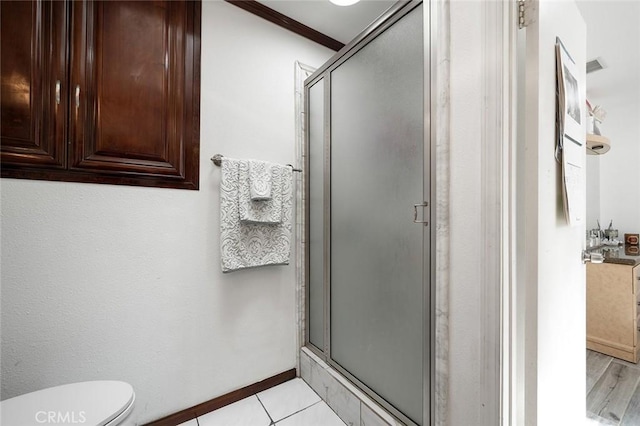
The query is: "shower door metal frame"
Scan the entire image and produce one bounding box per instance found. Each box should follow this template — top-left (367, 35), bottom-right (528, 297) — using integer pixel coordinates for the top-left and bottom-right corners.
top-left (304, 1), bottom-right (435, 425)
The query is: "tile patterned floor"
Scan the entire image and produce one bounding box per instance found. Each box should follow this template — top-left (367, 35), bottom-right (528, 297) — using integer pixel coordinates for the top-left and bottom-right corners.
top-left (177, 378), bottom-right (346, 426)
top-left (587, 349), bottom-right (640, 425)
top-left (173, 353), bottom-right (640, 426)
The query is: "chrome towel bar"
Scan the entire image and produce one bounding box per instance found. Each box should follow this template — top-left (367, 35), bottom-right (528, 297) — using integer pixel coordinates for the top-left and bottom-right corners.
top-left (210, 154), bottom-right (302, 172)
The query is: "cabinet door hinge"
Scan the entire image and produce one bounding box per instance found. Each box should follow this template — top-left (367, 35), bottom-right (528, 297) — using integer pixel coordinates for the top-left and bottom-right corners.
top-left (518, 0), bottom-right (536, 29)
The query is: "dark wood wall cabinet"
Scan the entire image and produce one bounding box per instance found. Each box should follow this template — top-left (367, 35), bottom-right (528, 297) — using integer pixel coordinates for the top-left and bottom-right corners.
top-left (1, 0), bottom-right (201, 190)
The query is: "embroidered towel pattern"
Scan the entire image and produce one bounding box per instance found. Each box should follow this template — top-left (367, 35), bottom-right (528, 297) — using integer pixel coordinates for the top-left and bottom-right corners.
top-left (238, 160), bottom-right (284, 224)
top-left (248, 160), bottom-right (272, 200)
top-left (220, 158), bottom-right (293, 272)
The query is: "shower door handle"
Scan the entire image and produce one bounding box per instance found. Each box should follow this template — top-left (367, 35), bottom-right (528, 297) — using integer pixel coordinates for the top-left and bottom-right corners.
top-left (413, 202), bottom-right (429, 225)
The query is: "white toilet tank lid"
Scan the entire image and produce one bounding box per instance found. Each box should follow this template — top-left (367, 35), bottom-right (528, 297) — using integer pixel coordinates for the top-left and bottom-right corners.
top-left (0, 381), bottom-right (135, 426)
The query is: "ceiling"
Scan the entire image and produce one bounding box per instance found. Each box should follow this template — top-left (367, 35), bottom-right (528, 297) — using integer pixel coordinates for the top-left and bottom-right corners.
top-left (257, 0), bottom-right (396, 44)
top-left (257, 0), bottom-right (638, 113)
top-left (575, 0), bottom-right (640, 111)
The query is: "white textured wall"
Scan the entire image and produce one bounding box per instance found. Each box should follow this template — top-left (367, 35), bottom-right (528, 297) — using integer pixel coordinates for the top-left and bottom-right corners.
top-left (0, 1), bottom-right (332, 424)
top-left (586, 155), bottom-right (601, 230)
top-left (580, 1), bottom-right (640, 238)
top-left (596, 100), bottom-right (640, 236)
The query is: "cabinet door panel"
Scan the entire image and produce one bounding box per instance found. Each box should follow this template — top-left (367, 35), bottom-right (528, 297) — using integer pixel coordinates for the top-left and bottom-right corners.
top-left (1, 0), bottom-right (67, 169)
top-left (96, 1), bottom-right (167, 159)
top-left (70, 0), bottom-right (200, 189)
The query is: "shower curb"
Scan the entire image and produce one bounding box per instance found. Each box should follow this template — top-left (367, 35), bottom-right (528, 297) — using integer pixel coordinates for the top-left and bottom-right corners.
top-left (300, 347), bottom-right (405, 426)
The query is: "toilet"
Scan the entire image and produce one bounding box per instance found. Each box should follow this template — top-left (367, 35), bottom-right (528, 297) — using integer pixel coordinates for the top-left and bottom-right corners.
top-left (0, 381), bottom-right (135, 426)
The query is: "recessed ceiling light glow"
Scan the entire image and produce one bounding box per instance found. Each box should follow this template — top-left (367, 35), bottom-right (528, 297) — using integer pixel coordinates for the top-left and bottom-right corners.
top-left (329, 0), bottom-right (360, 6)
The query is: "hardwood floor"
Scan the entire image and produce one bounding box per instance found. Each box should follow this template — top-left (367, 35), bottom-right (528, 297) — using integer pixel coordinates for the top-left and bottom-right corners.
top-left (587, 349), bottom-right (640, 425)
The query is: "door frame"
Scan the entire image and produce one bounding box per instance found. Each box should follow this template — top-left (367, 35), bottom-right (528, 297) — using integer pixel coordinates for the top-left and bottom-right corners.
top-left (473, 0), bottom-right (519, 425)
top-left (488, 0), bottom-right (588, 426)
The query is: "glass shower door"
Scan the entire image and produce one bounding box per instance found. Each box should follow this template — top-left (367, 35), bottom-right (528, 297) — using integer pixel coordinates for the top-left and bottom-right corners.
top-left (307, 78), bottom-right (325, 350)
top-left (306, 3), bottom-right (430, 425)
top-left (330, 5), bottom-right (425, 424)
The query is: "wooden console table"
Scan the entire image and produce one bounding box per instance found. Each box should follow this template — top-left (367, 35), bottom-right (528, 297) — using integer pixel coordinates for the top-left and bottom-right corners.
top-left (587, 262), bottom-right (640, 363)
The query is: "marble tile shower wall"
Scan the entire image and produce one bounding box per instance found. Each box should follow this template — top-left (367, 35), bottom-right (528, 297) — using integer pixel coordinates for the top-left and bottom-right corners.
top-left (294, 61), bottom-right (313, 372)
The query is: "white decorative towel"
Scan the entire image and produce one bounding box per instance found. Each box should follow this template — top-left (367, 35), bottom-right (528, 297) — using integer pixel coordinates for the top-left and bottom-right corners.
top-left (249, 160), bottom-right (272, 200)
top-left (238, 160), bottom-right (284, 224)
top-left (220, 158), bottom-right (293, 273)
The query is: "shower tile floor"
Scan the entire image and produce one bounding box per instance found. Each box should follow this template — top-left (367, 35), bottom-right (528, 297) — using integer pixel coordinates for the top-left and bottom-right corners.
top-left (178, 378), bottom-right (346, 426)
